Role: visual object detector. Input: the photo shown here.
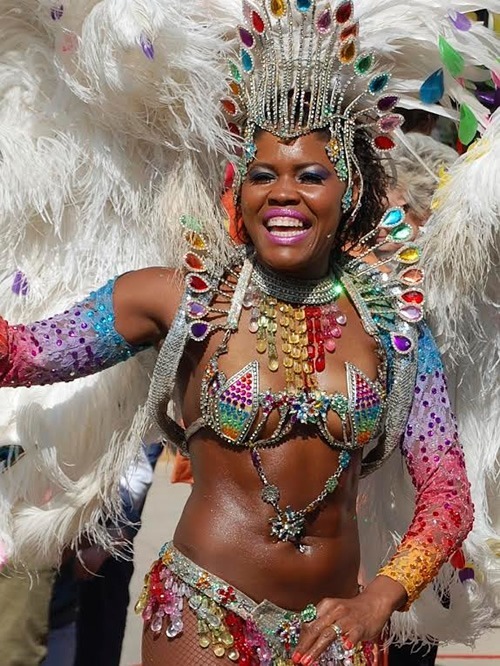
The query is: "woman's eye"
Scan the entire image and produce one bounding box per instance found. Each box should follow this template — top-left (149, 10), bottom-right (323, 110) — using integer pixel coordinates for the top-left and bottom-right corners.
top-left (248, 172), bottom-right (274, 183)
top-left (299, 172), bottom-right (325, 183)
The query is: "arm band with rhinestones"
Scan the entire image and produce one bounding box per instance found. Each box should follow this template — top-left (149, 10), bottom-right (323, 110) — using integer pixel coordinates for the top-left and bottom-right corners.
top-left (377, 323), bottom-right (474, 608)
top-left (0, 279), bottom-right (146, 387)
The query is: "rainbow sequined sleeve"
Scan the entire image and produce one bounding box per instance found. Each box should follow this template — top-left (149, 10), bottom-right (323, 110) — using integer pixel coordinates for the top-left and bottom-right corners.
top-left (378, 324), bottom-right (473, 608)
top-left (0, 279), bottom-right (146, 388)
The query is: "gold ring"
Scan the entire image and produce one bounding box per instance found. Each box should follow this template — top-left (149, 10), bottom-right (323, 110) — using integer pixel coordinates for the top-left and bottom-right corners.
top-left (331, 623), bottom-right (343, 640)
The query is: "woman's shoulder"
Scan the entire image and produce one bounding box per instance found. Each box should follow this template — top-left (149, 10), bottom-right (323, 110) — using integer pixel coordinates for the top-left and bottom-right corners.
top-left (114, 267), bottom-right (186, 343)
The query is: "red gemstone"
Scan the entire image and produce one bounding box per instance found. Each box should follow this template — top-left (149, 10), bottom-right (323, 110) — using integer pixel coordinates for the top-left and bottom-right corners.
top-left (184, 252), bottom-right (204, 271)
top-left (401, 290), bottom-right (424, 305)
top-left (252, 10), bottom-right (265, 33)
top-left (221, 99), bottom-right (237, 115)
top-left (340, 22), bottom-right (358, 41)
top-left (374, 135), bottom-right (395, 151)
top-left (188, 275), bottom-right (209, 292)
top-left (336, 1), bottom-right (353, 24)
top-left (315, 355), bottom-right (326, 372)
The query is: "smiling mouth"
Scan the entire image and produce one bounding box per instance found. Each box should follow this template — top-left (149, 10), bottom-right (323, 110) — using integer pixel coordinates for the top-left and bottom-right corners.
top-left (264, 216), bottom-right (312, 237)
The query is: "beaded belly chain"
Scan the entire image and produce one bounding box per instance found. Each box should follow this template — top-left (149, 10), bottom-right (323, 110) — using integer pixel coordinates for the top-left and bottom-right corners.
top-left (182, 225), bottom-right (386, 550)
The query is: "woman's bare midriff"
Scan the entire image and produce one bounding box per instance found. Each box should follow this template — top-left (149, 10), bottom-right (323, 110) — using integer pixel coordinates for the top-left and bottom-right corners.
top-left (172, 436), bottom-right (362, 611)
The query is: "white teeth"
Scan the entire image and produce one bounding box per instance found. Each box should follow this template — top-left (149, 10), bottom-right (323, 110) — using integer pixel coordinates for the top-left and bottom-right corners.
top-left (268, 229), bottom-right (306, 237)
top-left (266, 216), bottom-right (305, 229)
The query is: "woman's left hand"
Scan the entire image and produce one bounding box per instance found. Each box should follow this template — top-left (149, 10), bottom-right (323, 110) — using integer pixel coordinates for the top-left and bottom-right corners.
top-left (292, 575), bottom-right (407, 665)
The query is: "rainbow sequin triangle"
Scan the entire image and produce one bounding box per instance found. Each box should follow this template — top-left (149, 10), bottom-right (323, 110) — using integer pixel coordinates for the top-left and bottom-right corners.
top-left (347, 364), bottom-right (383, 447)
top-left (216, 362), bottom-right (260, 445)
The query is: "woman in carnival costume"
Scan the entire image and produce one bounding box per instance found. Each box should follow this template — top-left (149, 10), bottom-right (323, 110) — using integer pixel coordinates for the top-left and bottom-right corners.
top-left (0, 1), bottom-right (499, 665)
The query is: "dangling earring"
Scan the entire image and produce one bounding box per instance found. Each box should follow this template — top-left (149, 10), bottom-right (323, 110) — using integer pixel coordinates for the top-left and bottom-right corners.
top-left (341, 186), bottom-right (353, 213)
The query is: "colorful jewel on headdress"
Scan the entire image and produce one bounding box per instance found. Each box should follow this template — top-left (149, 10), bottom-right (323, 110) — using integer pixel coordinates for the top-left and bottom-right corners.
top-left (344, 205), bottom-right (425, 354)
top-left (225, 0), bottom-right (399, 206)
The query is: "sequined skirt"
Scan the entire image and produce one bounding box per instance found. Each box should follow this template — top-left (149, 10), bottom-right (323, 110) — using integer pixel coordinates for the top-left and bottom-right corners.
top-left (136, 542), bottom-right (376, 666)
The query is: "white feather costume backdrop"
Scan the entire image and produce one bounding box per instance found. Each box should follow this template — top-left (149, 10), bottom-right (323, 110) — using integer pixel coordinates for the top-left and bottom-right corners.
top-left (0, 0), bottom-right (240, 567)
top-left (0, 0), bottom-right (499, 647)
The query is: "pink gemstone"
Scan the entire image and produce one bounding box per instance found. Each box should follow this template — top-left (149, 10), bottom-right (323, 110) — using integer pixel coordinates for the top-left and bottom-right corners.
top-left (331, 326), bottom-right (342, 338)
top-left (399, 305), bottom-right (422, 322)
top-left (187, 301), bottom-right (208, 319)
top-left (325, 338), bottom-right (336, 353)
top-left (239, 27), bottom-right (255, 49)
top-left (378, 114), bottom-right (403, 133)
top-left (336, 313), bottom-right (347, 326)
top-left (316, 8), bottom-right (332, 34)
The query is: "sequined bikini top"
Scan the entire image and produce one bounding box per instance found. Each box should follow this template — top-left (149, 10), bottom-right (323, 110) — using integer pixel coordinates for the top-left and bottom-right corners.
top-left (184, 331), bottom-right (387, 452)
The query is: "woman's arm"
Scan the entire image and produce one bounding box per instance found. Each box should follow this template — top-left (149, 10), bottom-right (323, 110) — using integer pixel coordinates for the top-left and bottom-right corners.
top-left (377, 322), bottom-right (474, 606)
top-left (293, 323), bottom-right (473, 665)
top-left (0, 268), bottom-right (176, 388)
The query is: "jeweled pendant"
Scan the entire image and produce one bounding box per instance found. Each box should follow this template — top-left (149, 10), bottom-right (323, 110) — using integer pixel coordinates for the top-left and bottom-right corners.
top-left (400, 289), bottom-right (424, 305)
top-left (373, 135), bottom-right (395, 151)
top-left (252, 10), bottom-right (265, 34)
top-left (222, 98), bottom-right (238, 116)
top-left (339, 39), bottom-right (356, 64)
top-left (399, 268), bottom-right (424, 286)
top-left (378, 113), bottom-right (404, 133)
top-left (379, 207), bottom-right (404, 228)
top-left (397, 246), bottom-right (421, 264)
top-left (354, 53), bottom-right (373, 76)
top-left (340, 22), bottom-right (358, 41)
top-left (187, 300), bottom-right (209, 319)
top-left (261, 484), bottom-right (280, 504)
top-left (270, 507), bottom-right (306, 542)
top-left (368, 73), bottom-right (390, 95)
top-left (188, 274), bottom-right (211, 293)
top-left (377, 95), bottom-right (399, 112)
top-left (229, 60), bottom-right (242, 83)
top-left (389, 224), bottom-right (413, 242)
top-left (184, 251), bottom-right (205, 272)
top-left (296, 0), bottom-right (312, 12)
top-left (335, 1), bottom-right (353, 24)
top-left (398, 305), bottom-right (423, 323)
top-left (270, 0), bottom-right (286, 18)
top-left (240, 48), bottom-right (254, 73)
top-left (229, 81), bottom-right (241, 96)
top-left (189, 321), bottom-right (210, 341)
top-left (390, 332), bottom-right (414, 355)
top-left (180, 214), bottom-right (202, 231)
top-left (316, 8), bottom-right (332, 34)
top-left (238, 26), bottom-right (255, 49)
top-left (185, 230), bottom-right (207, 251)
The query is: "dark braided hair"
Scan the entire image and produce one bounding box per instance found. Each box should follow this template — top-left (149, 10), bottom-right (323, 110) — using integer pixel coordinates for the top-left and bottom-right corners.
top-left (331, 129), bottom-right (389, 257)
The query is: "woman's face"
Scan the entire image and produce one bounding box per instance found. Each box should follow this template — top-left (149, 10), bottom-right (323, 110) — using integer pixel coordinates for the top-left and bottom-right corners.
top-left (240, 130), bottom-right (346, 279)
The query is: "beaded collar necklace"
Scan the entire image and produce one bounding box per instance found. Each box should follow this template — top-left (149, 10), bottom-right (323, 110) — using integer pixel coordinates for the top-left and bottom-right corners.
top-left (245, 260), bottom-right (347, 392)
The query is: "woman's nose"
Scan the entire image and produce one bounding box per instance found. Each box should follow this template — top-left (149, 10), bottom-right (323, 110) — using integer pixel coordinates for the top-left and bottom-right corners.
top-left (267, 176), bottom-right (300, 205)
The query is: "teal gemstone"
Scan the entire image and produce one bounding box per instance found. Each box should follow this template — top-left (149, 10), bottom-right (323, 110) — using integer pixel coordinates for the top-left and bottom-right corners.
top-left (241, 49), bottom-right (253, 73)
top-left (368, 73), bottom-right (390, 95)
top-left (229, 60), bottom-right (242, 83)
top-left (390, 224), bottom-right (413, 242)
top-left (354, 53), bottom-right (374, 76)
top-left (296, 0), bottom-right (312, 11)
top-left (380, 207), bottom-right (404, 228)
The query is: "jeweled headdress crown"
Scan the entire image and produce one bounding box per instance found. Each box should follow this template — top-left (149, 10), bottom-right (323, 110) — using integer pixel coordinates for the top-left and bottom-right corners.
top-left (224, 0), bottom-right (403, 211)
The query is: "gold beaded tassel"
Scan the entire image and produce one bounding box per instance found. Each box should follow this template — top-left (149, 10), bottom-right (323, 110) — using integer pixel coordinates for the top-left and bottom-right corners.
top-left (279, 303), bottom-right (317, 391)
top-left (256, 294), bottom-right (279, 372)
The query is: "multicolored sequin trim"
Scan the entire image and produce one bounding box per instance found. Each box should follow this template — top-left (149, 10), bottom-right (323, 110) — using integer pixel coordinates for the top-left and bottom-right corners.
top-left (136, 543), bottom-right (375, 665)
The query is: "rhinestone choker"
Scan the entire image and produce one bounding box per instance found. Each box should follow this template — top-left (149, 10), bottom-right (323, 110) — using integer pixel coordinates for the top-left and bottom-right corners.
top-left (251, 260), bottom-right (342, 305)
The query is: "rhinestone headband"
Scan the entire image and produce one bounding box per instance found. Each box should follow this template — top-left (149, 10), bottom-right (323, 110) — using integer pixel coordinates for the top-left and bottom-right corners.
top-left (224, 0), bottom-right (403, 212)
